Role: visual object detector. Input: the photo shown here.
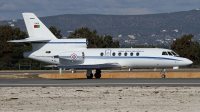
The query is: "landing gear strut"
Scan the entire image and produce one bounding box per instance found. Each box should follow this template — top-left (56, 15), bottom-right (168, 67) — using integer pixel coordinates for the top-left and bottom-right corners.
top-left (160, 68), bottom-right (166, 78)
top-left (86, 69), bottom-right (93, 79)
top-left (71, 68), bottom-right (76, 73)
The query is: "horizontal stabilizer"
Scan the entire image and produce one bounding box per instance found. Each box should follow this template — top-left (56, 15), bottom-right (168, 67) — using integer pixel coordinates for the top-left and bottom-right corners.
top-left (58, 63), bottom-right (121, 69)
top-left (7, 38), bottom-right (50, 42)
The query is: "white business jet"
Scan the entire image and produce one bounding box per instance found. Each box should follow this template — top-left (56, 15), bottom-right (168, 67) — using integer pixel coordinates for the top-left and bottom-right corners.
top-left (8, 13), bottom-right (193, 78)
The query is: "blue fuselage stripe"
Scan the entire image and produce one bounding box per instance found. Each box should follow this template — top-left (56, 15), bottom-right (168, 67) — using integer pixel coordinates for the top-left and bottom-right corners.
top-left (43, 56), bottom-right (182, 61)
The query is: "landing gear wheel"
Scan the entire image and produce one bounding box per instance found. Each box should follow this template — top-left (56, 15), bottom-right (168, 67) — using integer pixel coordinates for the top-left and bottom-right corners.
top-left (95, 69), bottom-right (101, 79)
top-left (87, 73), bottom-right (93, 79)
top-left (161, 74), bottom-right (166, 78)
top-left (94, 73), bottom-right (101, 79)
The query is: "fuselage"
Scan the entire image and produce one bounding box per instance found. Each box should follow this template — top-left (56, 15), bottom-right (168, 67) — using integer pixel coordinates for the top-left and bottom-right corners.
top-left (23, 39), bottom-right (193, 69)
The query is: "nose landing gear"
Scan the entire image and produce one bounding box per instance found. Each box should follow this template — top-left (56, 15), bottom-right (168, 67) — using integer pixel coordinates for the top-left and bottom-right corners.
top-left (86, 69), bottom-right (101, 79)
top-left (160, 69), bottom-right (166, 78)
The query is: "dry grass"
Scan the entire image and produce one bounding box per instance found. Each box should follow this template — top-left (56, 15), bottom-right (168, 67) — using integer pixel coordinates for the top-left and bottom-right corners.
top-left (38, 72), bottom-right (200, 79)
top-left (1, 72), bottom-right (200, 79)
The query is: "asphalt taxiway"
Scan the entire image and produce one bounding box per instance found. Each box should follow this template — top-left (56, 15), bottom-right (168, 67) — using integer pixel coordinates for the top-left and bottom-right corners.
top-left (1, 69), bottom-right (200, 87)
top-left (1, 69), bottom-right (200, 75)
top-left (0, 78), bottom-right (200, 87)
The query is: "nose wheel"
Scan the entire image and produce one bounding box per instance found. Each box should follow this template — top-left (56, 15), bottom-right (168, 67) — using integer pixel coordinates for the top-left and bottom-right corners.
top-left (160, 69), bottom-right (166, 78)
top-left (86, 69), bottom-right (102, 79)
top-left (161, 74), bottom-right (166, 78)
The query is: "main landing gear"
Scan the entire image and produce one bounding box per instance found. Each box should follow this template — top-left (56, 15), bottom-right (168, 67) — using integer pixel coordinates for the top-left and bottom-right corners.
top-left (86, 69), bottom-right (101, 79)
top-left (160, 68), bottom-right (166, 78)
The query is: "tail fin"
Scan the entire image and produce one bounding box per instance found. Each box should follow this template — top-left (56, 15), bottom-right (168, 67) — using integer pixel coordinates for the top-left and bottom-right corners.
top-left (22, 12), bottom-right (57, 40)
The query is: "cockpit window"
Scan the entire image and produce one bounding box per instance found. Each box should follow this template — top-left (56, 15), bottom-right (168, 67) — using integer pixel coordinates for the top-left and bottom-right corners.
top-left (162, 52), bottom-right (168, 55)
top-left (171, 51), bottom-right (179, 57)
top-left (167, 52), bottom-right (173, 56)
top-left (171, 51), bottom-right (176, 56)
top-left (162, 51), bottom-right (179, 57)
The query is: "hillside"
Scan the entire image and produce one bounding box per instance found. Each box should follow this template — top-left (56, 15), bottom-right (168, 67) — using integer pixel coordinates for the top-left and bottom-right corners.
top-left (1, 9), bottom-right (200, 46)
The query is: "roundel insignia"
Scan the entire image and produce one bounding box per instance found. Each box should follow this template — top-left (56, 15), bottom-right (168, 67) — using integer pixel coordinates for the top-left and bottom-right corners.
top-left (71, 53), bottom-right (77, 60)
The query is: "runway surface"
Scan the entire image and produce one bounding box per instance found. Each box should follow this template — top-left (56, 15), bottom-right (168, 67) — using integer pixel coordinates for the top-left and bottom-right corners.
top-left (0, 78), bottom-right (200, 87)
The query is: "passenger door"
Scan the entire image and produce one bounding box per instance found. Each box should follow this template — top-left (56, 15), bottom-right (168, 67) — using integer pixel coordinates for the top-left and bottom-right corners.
top-left (105, 49), bottom-right (111, 56)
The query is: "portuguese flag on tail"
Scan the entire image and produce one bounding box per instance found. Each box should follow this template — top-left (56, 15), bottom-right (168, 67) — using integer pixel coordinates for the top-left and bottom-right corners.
top-left (34, 24), bottom-right (40, 28)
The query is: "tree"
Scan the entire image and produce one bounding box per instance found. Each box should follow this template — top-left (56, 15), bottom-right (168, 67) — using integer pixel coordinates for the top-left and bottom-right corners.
top-left (171, 34), bottom-right (200, 65)
top-left (68, 27), bottom-right (119, 48)
top-left (0, 25), bottom-right (30, 69)
top-left (102, 35), bottom-right (119, 48)
top-left (49, 26), bottom-right (62, 39)
top-left (0, 25), bottom-right (50, 70)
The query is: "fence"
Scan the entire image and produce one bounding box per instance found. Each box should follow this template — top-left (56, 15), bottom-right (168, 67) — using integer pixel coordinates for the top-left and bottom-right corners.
top-left (2, 63), bottom-right (58, 70)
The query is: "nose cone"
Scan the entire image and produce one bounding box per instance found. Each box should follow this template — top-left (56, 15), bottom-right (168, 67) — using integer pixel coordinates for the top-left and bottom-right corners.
top-left (185, 59), bottom-right (193, 65)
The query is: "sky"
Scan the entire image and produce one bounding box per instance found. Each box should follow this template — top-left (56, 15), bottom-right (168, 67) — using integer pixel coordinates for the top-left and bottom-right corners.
top-left (0, 0), bottom-right (200, 20)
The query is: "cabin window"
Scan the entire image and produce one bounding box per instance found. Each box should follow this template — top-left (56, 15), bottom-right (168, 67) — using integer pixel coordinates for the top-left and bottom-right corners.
top-left (130, 52), bottom-right (133, 56)
top-left (46, 51), bottom-right (51, 53)
top-left (118, 52), bottom-right (121, 56)
top-left (168, 52), bottom-right (173, 56)
top-left (162, 52), bottom-right (168, 55)
top-left (136, 52), bottom-right (139, 56)
top-left (124, 52), bottom-right (127, 56)
top-left (100, 52), bottom-right (104, 56)
top-left (112, 52), bottom-right (116, 56)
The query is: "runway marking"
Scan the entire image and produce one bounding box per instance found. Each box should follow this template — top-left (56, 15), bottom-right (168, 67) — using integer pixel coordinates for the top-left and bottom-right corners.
top-left (1, 83), bottom-right (200, 86)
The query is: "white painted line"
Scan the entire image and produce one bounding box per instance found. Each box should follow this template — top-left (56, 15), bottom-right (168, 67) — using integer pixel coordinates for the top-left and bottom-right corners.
top-left (0, 83), bottom-right (200, 86)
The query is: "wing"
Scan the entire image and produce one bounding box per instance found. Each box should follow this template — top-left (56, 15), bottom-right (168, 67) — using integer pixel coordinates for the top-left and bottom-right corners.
top-left (57, 63), bottom-right (121, 69)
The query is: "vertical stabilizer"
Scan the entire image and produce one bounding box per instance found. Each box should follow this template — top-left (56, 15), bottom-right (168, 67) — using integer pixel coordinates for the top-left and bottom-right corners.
top-left (22, 13), bottom-right (57, 40)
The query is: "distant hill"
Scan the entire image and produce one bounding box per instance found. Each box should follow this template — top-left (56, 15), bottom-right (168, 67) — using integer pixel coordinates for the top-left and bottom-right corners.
top-left (1, 9), bottom-right (200, 46)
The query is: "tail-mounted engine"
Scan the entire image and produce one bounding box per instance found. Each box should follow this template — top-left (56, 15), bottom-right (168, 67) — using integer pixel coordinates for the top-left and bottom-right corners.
top-left (58, 51), bottom-right (85, 62)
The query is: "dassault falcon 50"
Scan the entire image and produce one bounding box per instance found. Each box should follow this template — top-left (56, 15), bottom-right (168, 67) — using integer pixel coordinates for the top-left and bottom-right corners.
top-left (8, 13), bottom-right (193, 78)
